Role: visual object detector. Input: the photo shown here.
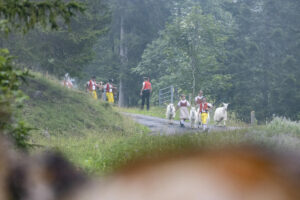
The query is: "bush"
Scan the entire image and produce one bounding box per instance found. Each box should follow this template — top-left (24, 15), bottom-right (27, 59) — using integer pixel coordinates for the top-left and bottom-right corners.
top-left (0, 48), bottom-right (31, 149)
top-left (265, 117), bottom-right (300, 136)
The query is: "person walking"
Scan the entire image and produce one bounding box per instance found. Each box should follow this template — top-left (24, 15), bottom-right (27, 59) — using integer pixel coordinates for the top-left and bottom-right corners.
top-left (140, 77), bottom-right (152, 110)
top-left (176, 94), bottom-right (191, 127)
top-left (198, 97), bottom-right (212, 131)
top-left (105, 79), bottom-right (115, 103)
top-left (195, 90), bottom-right (204, 109)
top-left (87, 76), bottom-right (98, 100)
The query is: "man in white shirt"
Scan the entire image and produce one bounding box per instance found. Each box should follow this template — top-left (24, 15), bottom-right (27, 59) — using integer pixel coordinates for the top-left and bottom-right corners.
top-left (195, 90), bottom-right (203, 108)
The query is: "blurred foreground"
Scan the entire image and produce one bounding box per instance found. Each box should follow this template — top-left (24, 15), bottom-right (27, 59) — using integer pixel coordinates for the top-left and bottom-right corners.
top-left (1, 138), bottom-right (300, 200)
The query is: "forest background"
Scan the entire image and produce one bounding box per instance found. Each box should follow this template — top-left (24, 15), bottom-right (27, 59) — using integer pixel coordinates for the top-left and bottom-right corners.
top-left (1, 0), bottom-right (299, 123)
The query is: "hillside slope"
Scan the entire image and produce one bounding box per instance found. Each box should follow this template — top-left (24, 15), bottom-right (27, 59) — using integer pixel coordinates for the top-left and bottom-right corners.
top-left (21, 73), bottom-right (141, 136)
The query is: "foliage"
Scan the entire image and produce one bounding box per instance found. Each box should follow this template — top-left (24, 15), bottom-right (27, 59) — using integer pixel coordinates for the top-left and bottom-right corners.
top-left (1, 0), bottom-right (300, 124)
top-left (264, 117), bottom-right (300, 137)
top-left (0, 0), bottom-right (84, 149)
top-left (0, 48), bottom-right (35, 149)
top-left (0, 0), bottom-right (84, 33)
top-left (133, 0), bottom-right (300, 122)
top-left (134, 2), bottom-right (232, 105)
top-left (223, 0), bottom-right (300, 121)
top-left (0, 0), bottom-right (109, 78)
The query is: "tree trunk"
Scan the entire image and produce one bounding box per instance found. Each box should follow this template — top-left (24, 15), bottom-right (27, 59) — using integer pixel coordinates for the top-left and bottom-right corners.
top-left (191, 56), bottom-right (196, 104)
top-left (118, 15), bottom-right (126, 107)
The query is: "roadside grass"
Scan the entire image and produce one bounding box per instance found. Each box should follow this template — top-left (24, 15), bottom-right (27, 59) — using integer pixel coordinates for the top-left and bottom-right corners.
top-left (116, 106), bottom-right (176, 119)
top-left (32, 121), bottom-right (300, 175)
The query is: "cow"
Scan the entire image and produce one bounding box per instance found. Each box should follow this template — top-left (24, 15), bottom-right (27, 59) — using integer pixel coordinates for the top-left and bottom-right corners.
top-left (189, 107), bottom-right (198, 129)
top-left (214, 103), bottom-right (229, 126)
top-left (166, 104), bottom-right (176, 124)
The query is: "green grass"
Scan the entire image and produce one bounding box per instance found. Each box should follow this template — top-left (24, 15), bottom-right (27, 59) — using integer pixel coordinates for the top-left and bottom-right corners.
top-left (22, 72), bottom-right (300, 175)
top-left (116, 106), bottom-right (180, 119)
top-left (22, 72), bottom-right (145, 136)
top-left (32, 123), bottom-right (300, 174)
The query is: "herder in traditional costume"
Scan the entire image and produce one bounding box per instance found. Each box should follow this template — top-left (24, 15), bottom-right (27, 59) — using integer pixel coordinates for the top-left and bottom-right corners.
top-left (105, 79), bottom-right (115, 103)
top-left (176, 94), bottom-right (191, 127)
top-left (198, 97), bottom-right (212, 131)
top-left (195, 90), bottom-right (204, 109)
top-left (87, 76), bottom-right (98, 100)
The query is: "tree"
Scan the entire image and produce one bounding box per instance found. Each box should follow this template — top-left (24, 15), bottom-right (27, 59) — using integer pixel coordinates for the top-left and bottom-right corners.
top-left (224, 0), bottom-right (300, 121)
top-left (0, 0), bottom-right (84, 148)
top-left (134, 2), bottom-right (232, 105)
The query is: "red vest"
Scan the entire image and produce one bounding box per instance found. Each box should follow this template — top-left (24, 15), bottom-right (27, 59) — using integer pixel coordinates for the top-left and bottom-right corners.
top-left (180, 101), bottom-right (187, 107)
top-left (89, 80), bottom-right (95, 91)
top-left (199, 103), bottom-right (208, 113)
top-left (144, 81), bottom-right (152, 90)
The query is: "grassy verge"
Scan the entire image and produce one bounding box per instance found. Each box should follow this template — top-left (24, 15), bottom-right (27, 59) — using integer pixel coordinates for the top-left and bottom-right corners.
top-left (32, 122), bottom-right (300, 175)
top-left (116, 106), bottom-right (171, 119)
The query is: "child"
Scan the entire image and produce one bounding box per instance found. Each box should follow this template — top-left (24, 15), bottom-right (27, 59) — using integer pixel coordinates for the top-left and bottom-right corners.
top-left (177, 94), bottom-right (191, 127)
top-left (199, 97), bottom-right (212, 131)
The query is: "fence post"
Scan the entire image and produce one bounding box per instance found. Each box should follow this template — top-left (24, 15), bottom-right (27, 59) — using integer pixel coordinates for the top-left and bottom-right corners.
top-left (170, 85), bottom-right (174, 104)
top-left (159, 89), bottom-right (161, 106)
top-left (251, 111), bottom-right (256, 126)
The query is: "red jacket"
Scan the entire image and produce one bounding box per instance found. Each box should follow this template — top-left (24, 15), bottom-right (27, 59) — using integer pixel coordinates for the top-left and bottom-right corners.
top-left (143, 81), bottom-right (152, 90)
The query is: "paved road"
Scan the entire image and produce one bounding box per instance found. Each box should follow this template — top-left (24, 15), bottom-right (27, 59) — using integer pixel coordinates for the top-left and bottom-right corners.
top-left (123, 113), bottom-right (238, 135)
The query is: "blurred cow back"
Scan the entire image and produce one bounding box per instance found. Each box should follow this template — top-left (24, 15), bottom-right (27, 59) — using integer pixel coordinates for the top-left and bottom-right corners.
top-left (69, 147), bottom-right (300, 200)
top-left (1, 137), bottom-right (299, 200)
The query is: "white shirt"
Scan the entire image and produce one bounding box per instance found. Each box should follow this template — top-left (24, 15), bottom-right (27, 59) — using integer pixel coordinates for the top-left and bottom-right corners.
top-left (195, 96), bottom-right (203, 104)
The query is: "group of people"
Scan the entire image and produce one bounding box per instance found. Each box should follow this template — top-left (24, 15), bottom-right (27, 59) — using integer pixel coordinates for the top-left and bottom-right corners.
top-left (139, 78), bottom-right (212, 130)
top-left (86, 76), bottom-right (153, 107)
top-left (86, 76), bottom-right (116, 103)
top-left (86, 76), bottom-right (211, 131)
top-left (177, 90), bottom-right (212, 130)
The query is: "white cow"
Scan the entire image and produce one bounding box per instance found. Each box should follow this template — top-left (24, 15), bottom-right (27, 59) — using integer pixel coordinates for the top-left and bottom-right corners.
top-left (166, 104), bottom-right (176, 124)
top-left (189, 107), bottom-right (198, 129)
top-left (214, 103), bottom-right (229, 126)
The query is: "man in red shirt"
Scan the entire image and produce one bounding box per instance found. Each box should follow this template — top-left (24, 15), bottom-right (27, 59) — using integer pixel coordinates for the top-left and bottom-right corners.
top-left (140, 77), bottom-right (152, 110)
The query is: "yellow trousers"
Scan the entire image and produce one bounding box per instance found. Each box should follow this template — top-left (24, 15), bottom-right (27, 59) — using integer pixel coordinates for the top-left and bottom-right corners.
top-left (201, 112), bottom-right (208, 125)
top-left (90, 90), bottom-right (98, 100)
top-left (106, 92), bottom-right (114, 103)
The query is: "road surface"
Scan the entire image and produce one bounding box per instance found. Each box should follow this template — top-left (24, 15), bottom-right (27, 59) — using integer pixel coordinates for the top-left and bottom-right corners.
top-left (123, 113), bottom-right (238, 135)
